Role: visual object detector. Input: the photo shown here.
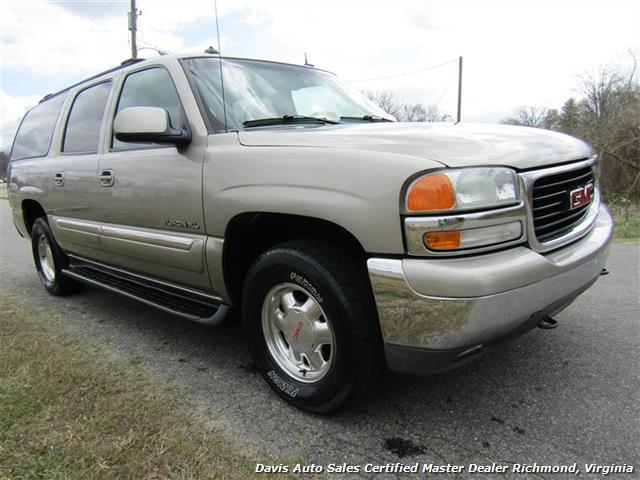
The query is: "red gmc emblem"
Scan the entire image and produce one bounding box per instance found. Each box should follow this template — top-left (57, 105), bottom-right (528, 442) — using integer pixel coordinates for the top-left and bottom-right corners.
top-left (292, 321), bottom-right (304, 342)
top-left (569, 183), bottom-right (594, 210)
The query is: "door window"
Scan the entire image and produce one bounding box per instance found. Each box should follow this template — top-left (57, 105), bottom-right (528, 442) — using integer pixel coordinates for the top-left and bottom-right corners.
top-left (112, 67), bottom-right (186, 150)
top-left (11, 94), bottom-right (67, 161)
top-left (63, 81), bottom-right (112, 154)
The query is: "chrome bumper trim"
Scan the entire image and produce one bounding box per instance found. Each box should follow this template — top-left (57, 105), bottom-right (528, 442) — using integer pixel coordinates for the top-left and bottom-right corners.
top-left (368, 205), bottom-right (612, 352)
top-left (404, 202), bottom-right (526, 256)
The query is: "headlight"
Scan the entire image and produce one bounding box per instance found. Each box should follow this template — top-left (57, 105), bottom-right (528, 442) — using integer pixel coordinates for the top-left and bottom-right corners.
top-left (406, 167), bottom-right (519, 213)
top-left (403, 167), bottom-right (526, 255)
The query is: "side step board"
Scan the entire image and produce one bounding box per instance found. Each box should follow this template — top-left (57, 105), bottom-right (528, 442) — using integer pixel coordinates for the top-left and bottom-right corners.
top-left (62, 256), bottom-right (229, 326)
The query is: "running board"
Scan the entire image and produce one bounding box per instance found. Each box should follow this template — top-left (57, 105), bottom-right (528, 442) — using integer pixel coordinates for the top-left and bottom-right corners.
top-left (62, 258), bottom-right (229, 326)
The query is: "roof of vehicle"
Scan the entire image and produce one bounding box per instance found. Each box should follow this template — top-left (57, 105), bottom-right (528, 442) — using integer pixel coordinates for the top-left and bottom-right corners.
top-left (39, 53), bottom-right (335, 104)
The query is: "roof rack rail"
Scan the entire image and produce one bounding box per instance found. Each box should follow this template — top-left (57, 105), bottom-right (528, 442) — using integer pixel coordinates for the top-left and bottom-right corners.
top-left (40, 58), bottom-right (147, 103)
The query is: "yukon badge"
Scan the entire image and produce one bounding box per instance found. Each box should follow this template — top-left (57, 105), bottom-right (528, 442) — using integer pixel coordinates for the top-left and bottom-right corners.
top-left (162, 218), bottom-right (201, 230)
top-left (569, 183), bottom-right (594, 210)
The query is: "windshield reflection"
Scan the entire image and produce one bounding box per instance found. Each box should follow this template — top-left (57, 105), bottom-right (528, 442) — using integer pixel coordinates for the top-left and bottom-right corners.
top-left (183, 57), bottom-right (395, 131)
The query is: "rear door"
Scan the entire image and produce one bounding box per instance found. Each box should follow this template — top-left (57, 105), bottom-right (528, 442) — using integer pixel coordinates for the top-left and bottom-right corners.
top-left (47, 80), bottom-right (114, 256)
top-left (94, 63), bottom-right (211, 291)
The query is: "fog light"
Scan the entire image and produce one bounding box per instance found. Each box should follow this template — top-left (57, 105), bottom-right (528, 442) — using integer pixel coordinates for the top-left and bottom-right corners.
top-left (424, 231), bottom-right (461, 250)
top-left (424, 221), bottom-right (522, 251)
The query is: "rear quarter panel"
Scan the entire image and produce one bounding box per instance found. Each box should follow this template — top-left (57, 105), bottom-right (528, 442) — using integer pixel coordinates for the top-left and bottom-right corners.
top-left (8, 157), bottom-right (56, 237)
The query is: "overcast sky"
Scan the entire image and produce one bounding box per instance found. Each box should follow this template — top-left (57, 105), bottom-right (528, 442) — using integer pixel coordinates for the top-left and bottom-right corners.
top-left (1, 0), bottom-right (639, 151)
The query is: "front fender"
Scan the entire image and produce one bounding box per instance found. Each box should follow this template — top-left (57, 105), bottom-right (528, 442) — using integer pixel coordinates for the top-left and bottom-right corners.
top-left (202, 138), bottom-right (445, 254)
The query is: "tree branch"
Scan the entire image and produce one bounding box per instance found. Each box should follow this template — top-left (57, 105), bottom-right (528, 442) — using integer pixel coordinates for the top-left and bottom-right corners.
top-left (609, 136), bottom-right (640, 153)
top-left (625, 170), bottom-right (640, 198)
top-left (600, 149), bottom-right (640, 170)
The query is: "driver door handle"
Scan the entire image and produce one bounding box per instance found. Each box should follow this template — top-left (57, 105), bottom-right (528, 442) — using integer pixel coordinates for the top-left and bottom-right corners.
top-left (99, 169), bottom-right (114, 187)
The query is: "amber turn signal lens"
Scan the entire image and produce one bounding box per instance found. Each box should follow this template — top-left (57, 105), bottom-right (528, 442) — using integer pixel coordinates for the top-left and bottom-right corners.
top-left (424, 231), bottom-right (461, 250)
top-left (407, 173), bottom-right (456, 211)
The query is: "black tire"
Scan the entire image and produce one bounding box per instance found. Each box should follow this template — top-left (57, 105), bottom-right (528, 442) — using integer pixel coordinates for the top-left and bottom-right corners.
top-left (31, 217), bottom-right (82, 296)
top-left (242, 239), bottom-right (382, 414)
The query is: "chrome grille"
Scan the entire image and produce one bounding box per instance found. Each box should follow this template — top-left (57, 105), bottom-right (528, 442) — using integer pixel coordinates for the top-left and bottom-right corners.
top-left (531, 166), bottom-right (594, 243)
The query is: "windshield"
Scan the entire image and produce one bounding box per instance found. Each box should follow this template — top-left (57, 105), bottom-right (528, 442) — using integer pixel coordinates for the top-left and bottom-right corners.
top-left (182, 57), bottom-right (395, 131)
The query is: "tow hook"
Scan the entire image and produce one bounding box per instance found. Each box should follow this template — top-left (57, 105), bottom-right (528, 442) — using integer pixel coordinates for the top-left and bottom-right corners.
top-left (600, 268), bottom-right (610, 276)
top-left (538, 315), bottom-right (558, 329)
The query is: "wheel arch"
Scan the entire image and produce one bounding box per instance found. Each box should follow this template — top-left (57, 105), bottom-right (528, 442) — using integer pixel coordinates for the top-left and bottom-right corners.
top-left (22, 199), bottom-right (47, 236)
top-left (222, 212), bottom-right (368, 307)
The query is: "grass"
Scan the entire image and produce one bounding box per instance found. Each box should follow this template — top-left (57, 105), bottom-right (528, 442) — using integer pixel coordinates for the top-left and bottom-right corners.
top-left (0, 296), bottom-right (278, 480)
top-left (609, 201), bottom-right (640, 241)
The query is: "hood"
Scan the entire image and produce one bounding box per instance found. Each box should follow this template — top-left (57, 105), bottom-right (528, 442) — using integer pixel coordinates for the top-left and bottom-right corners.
top-left (238, 122), bottom-right (593, 170)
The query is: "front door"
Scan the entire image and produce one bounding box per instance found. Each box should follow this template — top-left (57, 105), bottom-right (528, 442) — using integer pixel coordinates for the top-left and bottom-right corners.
top-left (94, 65), bottom-right (210, 291)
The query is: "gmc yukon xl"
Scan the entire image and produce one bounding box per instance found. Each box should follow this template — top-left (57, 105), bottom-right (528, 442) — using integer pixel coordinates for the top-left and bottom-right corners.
top-left (8, 53), bottom-right (612, 412)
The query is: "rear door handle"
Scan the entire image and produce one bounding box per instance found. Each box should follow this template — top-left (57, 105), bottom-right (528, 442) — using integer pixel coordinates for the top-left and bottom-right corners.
top-left (53, 172), bottom-right (64, 186)
top-left (98, 169), bottom-right (114, 187)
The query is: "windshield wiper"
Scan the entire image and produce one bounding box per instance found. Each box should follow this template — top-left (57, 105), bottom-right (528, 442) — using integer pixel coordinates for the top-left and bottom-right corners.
top-left (243, 115), bottom-right (341, 128)
top-left (340, 115), bottom-right (394, 123)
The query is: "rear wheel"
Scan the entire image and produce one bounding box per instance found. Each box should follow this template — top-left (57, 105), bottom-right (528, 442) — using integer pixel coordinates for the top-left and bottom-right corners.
top-left (31, 218), bottom-right (81, 296)
top-left (242, 239), bottom-right (381, 413)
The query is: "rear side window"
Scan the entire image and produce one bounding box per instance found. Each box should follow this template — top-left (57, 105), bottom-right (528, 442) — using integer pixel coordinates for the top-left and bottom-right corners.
top-left (63, 81), bottom-right (112, 154)
top-left (112, 67), bottom-right (186, 150)
top-left (10, 94), bottom-right (67, 161)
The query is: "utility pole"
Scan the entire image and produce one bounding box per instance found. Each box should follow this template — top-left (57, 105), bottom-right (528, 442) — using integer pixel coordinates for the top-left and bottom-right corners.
top-left (456, 56), bottom-right (463, 123)
top-left (128, 0), bottom-right (139, 59)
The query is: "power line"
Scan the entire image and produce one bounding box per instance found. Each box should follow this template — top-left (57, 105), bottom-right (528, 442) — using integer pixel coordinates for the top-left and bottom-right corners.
top-left (64, 41), bottom-right (130, 88)
top-left (87, 3), bottom-right (111, 23)
top-left (434, 68), bottom-right (458, 108)
top-left (346, 59), bottom-right (457, 83)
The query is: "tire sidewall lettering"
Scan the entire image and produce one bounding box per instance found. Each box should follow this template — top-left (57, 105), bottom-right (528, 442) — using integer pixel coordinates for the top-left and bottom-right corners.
top-left (289, 272), bottom-right (324, 303)
top-left (244, 253), bottom-right (352, 409)
top-left (266, 370), bottom-right (299, 397)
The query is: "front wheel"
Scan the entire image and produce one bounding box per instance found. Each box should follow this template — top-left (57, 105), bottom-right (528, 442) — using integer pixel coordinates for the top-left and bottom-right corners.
top-left (242, 240), bottom-right (381, 413)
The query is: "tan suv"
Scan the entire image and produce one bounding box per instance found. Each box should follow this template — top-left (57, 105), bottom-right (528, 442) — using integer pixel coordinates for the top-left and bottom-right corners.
top-left (8, 53), bottom-right (612, 413)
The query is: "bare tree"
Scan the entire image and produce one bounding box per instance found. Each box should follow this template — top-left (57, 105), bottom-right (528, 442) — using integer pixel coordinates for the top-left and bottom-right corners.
top-left (402, 103), bottom-right (428, 122)
top-left (403, 104), bottom-right (452, 122)
top-left (363, 90), bottom-right (402, 119)
top-left (364, 90), bottom-right (451, 122)
top-left (504, 55), bottom-right (640, 201)
top-left (501, 106), bottom-right (552, 128)
top-left (580, 66), bottom-right (625, 124)
top-left (581, 65), bottom-right (640, 202)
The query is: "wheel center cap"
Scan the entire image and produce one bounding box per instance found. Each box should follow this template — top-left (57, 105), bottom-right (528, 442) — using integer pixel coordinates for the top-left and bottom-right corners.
top-left (284, 311), bottom-right (314, 353)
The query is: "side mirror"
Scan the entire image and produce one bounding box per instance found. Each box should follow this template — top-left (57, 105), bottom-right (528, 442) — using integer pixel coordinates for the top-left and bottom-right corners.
top-left (114, 106), bottom-right (191, 146)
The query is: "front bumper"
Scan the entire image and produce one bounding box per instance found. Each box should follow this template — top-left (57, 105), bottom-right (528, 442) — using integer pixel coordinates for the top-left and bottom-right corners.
top-left (367, 205), bottom-right (613, 375)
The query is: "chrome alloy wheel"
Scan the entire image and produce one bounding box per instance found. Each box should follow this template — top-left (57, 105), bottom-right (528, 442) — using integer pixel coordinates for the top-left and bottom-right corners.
top-left (261, 282), bottom-right (335, 383)
top-left (37, 234), bottom-right (55, 283)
